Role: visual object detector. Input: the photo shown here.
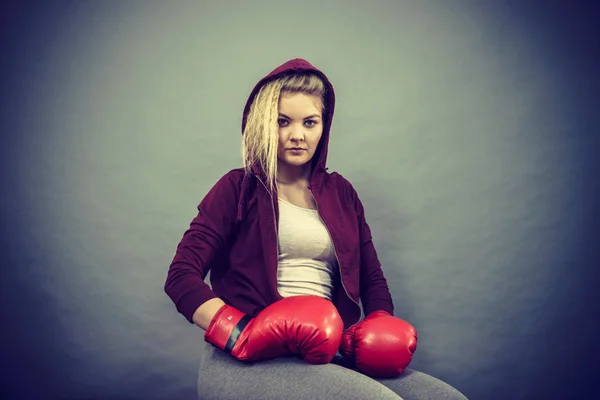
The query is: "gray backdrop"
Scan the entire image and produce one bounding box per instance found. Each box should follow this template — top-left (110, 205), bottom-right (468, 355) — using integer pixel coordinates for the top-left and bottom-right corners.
top-left (2, 1), bottom-right (598, 399)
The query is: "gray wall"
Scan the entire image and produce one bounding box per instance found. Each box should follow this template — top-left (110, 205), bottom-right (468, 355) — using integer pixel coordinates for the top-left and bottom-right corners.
top-left (2, 1), bottom-right (598, 399)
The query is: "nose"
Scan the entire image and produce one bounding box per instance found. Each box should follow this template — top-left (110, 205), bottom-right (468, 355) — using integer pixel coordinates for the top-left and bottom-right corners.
top-left (288, 125), bottom-right (305, 142)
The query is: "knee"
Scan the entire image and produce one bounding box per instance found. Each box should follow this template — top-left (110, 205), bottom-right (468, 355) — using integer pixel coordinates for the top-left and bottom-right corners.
top-left (382, 369), bottom-right (468, 400)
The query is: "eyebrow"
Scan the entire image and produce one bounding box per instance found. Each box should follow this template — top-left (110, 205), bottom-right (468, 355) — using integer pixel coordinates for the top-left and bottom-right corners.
top-left (278, 113), bottom-right (321, 120)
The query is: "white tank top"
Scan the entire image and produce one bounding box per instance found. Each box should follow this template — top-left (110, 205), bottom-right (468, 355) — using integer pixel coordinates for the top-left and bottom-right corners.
top-left (276, 197), bottom-right (338, 300)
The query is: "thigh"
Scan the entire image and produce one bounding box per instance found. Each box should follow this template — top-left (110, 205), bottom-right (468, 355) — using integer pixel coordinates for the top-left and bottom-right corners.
top-left (375, 369), bottom-right (468, 400)
top-left (197, 343), bottom-right (404, 400)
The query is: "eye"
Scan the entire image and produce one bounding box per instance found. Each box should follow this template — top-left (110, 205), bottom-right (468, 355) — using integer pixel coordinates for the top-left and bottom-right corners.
top-left (277, 119), bottom-right (318, 127)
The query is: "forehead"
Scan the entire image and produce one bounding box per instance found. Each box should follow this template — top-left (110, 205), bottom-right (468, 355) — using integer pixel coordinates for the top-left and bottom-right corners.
top-left (278, 92), bottom-right (322, 114)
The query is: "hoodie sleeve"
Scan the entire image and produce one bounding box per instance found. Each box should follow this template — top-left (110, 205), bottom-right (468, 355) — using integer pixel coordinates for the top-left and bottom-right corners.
top-left (344, 179), bottom-right (395, 316)
top-left (164, 170), bottom-right (242, 324)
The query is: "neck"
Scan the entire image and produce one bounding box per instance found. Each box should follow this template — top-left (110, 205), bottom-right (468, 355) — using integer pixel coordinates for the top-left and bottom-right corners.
top-left (277, 162), bottom-right (312, 185)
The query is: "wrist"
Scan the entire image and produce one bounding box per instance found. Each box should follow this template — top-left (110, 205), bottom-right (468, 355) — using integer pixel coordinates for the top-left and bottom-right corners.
top-left (365, 310), bottom-right (391, 319)
top-left (204, 305), bottom-right (250, 352)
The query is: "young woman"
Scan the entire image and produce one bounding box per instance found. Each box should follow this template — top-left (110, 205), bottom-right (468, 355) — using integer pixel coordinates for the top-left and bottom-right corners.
top-left (165, 58), bottom-right (468, 399)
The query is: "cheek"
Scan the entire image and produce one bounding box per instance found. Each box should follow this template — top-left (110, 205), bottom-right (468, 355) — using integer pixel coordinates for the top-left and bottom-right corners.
top-left (310, 131), bottom-right (324, 148)
top-left (277, 131), bottom-right (286, 150)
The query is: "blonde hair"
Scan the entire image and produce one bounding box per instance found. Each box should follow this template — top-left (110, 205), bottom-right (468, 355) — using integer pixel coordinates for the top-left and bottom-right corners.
top-left (242, 72), bottom-right (327, 192)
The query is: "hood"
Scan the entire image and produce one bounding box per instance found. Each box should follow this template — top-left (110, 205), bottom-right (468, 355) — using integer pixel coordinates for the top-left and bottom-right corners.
top-left (241, 58), bottom-right (336, 175)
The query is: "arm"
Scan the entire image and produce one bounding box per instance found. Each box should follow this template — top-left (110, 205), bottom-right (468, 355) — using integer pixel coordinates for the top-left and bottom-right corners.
top-left (346, 182), bottom-right (394, 316)
top-left (341, 180), bottom-right (417, 378)
top-left (164, 172), bottom-right (241, 326)
top-left (166, 173), bottom-right (343, 364)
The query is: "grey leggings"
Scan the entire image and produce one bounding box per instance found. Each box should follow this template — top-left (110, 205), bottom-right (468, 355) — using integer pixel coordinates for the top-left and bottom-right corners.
top-left (197, 342), bottom-right (468, 400)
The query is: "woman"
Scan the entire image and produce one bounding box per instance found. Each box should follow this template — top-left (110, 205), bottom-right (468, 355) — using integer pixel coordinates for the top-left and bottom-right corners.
top-left (164, 58), bottom-right (468, 399)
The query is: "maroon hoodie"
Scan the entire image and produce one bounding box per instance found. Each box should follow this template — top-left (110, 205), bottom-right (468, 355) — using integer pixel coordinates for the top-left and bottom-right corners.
top-left (164, 58), bottom-right (393, 329)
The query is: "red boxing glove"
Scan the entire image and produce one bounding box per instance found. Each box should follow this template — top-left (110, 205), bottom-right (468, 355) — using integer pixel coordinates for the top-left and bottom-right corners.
top-left (204, 295), bottom-right (343, 364)
top-left (340, 310), bottom-right (418, 377)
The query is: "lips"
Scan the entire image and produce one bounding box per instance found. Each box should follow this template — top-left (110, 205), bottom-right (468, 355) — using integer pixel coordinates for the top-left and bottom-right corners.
top-left (288, 148), bottom-right (306, 151)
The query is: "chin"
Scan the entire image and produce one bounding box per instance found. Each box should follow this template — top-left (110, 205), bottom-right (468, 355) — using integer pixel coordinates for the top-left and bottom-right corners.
top-left (281, 155), bottom-right (312, 168)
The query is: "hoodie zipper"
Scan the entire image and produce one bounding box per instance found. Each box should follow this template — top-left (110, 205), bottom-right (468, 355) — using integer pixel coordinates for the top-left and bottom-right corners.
top-left (257, 175), bottom-right (360, 325)
top-left (257, 177), bottom-right (282, 298)
top-left (309, 187), bottom-right (361, 322)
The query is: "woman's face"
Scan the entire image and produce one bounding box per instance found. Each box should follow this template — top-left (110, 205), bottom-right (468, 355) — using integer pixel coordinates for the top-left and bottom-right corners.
top-left (277, 91), bottom-right (323, 170)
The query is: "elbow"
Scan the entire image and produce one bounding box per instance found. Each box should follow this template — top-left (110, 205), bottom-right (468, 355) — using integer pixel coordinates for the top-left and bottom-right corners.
top-left (164, 273), bottom-right (176, 302)
top-left (163, 262), bottom-right (184, 299)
